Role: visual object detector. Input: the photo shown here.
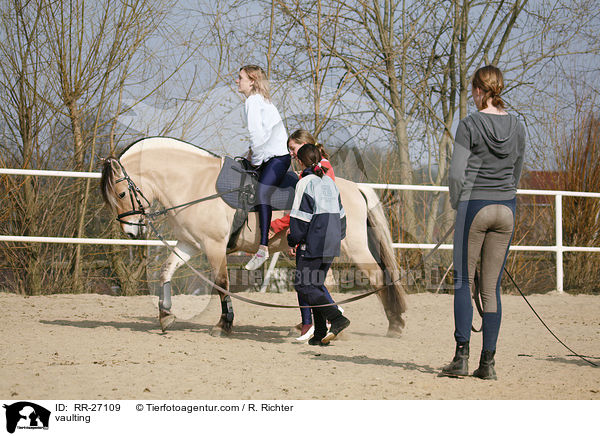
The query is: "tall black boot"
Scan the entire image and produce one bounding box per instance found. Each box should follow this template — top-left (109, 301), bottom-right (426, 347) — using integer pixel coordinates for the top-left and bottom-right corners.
top-left (473, 350), bottom-right (497, 380)
top-left (440, 341), bottom-right (469, 377)
top-left (318, 299), bottom-right (350, 344)
top-left (308, 308), bottom-right (329, 346)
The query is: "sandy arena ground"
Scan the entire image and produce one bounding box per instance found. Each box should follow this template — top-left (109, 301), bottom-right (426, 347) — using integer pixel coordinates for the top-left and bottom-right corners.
top-left (0, 291), bottom-right (598, 400)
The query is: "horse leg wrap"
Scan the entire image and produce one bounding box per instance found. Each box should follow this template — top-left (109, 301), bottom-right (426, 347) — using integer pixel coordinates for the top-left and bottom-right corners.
top-left (221, 295), bottom-right (234, 323)
top-left (159, 281), bottom-right (172, 312)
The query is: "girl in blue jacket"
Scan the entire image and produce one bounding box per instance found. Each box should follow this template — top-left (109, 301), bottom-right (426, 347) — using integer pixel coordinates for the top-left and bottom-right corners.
top-left (288, 144), bottom-right (350, 345)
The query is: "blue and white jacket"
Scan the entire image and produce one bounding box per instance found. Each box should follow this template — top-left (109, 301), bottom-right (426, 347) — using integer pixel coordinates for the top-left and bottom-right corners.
top-left (287, 168), bottom-right (346, 258)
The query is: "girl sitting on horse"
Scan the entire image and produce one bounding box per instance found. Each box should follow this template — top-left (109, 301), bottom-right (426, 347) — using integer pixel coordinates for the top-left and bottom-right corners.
top-left (288, 144), bottom-right (350, 345)
top-left (236, 65), bottom-right (291, 270)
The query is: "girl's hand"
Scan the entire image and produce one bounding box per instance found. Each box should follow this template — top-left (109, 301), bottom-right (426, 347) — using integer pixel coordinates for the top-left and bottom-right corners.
top-left (286, 230), bottom-right (295, 256)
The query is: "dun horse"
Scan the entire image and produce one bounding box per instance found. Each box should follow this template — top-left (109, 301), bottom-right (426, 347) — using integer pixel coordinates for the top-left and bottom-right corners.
top-left (101, 137), bottom-right (406, 337)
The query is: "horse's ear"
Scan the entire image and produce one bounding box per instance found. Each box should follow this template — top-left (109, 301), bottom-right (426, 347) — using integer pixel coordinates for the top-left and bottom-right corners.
top-left (111, 159), bottom-right (120, 173)
top-left (105, 157), bottom-right (120, 174)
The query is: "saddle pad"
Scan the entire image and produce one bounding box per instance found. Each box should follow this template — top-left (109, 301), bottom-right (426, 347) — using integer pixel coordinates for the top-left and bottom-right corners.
top-left (216, 157), bottom-right (298, 211)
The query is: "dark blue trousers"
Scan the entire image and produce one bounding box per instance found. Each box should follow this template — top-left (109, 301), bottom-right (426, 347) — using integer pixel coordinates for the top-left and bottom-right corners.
top-left (453, 198), bottom-right (515, 351)
top-left (297, 278), bottom-right (335, 325)
top-left (293, 251), bottom-right (340, 338)
top-left (293, 253), bottom-right (333, 307)
top-left (256, 154), bottom-right (291, 246)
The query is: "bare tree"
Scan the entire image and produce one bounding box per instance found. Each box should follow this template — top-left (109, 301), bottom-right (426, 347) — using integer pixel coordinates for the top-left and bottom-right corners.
top-left (268, 0), bottom-right (599, 242)
top-left (35, 0), bottom-right (174, 289)
top-left (0, 1), bottom-right (56, 293)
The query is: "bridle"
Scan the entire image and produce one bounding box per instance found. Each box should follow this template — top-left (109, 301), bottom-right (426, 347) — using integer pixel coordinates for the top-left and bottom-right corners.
top-left (112, 159), bottom-right (151, 227)
top-left (110, 157), bottom-right (254, 226)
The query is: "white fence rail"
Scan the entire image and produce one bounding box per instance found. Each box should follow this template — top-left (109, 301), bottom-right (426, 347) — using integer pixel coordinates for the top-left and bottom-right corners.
top-left (3, 168), bottom-right (600, 292)
top-left (362, 183), bottom-right (600, 293)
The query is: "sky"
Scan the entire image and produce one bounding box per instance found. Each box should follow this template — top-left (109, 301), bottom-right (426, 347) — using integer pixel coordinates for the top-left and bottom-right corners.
top-left (115, 0), bottom-right (600, 173)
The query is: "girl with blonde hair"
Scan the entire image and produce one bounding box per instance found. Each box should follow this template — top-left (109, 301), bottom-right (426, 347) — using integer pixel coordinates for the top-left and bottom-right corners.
top-left (236, 65), bottom-right (291, 270)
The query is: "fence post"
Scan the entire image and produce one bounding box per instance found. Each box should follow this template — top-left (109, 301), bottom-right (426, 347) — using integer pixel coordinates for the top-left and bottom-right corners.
top-left (555, 194), bottom-right (564, 293)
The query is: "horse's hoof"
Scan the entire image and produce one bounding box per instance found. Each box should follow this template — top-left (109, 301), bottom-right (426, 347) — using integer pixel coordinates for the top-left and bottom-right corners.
top-left (159, 311), bottom-right (176, 332)
top-left (386, 327), bottom-right (403, 338)
top-left (209, 326), bottom-right (223, 337)
top-left (209, 324), bottom-right (233, 337)
top-left (210, 318), bottom-right (233, 337)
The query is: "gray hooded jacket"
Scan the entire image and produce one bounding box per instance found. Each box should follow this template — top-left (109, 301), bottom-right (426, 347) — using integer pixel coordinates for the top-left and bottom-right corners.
top-left (449, 111), bottom-right (526, 209)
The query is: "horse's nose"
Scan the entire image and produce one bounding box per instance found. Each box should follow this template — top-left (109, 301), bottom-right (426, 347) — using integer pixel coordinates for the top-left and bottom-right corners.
top-left (126, 232), bottom-right (136, 239)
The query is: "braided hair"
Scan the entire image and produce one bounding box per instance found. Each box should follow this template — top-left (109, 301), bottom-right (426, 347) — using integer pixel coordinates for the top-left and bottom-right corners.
top-left (472, 65), bottom-right (505, 109)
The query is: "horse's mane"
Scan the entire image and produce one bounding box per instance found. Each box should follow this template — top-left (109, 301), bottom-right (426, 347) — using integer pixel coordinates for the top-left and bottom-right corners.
top-left (101, 137), bottom-right (221, 210)
top-left (100, 157), bottom-right (119, 211)
top-left (119, 136), bottom-right (221, 160)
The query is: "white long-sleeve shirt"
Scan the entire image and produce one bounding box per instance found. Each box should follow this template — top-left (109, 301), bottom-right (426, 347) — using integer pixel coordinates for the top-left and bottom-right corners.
top-left (245, 94), bottom-right (288, 166)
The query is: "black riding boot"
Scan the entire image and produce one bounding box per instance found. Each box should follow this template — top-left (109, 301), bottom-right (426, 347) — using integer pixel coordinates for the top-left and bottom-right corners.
top-left (318, 298), bottom-right (350, 344)
top-left (473, 350), bottom-right (497, 380)
top-left (440, 341), bottom-right (469, 376)
top-left (308, 308), bottom-right (329, 346)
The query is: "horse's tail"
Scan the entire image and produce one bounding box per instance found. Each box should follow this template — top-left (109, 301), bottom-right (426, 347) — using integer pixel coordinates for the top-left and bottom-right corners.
top-left (358, 185), bottom-right (407, 328)
top-left (100, 156), bottom-right (118, 211)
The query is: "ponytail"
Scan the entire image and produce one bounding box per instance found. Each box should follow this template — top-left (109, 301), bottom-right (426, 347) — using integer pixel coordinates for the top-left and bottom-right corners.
top-left (312, 161), bottom-right (327, 178)
top-left (297, 144), bottom-right (327, 178)
top-left (315, 143), bottom-right (329, 159)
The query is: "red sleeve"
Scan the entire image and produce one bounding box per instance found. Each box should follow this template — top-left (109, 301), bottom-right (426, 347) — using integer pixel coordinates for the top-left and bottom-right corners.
top-left (270, 214), bottom-right (291, 233)
top-left (321, 159), bottom-right (335, 180)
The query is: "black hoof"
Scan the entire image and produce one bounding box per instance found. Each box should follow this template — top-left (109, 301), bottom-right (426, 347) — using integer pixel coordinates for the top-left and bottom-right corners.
top-left (210, 316), bottom-right (233, 337)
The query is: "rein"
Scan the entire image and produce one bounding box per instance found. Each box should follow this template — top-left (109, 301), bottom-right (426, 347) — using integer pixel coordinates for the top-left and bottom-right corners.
top-left (110, 159), bottom-right (598, 366)
top-left (113, 158), bottom-right (252, 225)
top-left (111, 157), bottom-right (452, 309)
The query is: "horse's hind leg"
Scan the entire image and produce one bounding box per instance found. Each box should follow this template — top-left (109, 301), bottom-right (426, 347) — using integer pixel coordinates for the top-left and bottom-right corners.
top-left (344, 246), bottom-right (405, 338)
top-left (204, 241), bottom-right (233, 337)
top-left (158, 244), bottom-right (193, 332)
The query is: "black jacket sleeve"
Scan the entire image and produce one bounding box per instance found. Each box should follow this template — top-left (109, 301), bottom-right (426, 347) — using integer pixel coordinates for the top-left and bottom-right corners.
top-left (288, 217), bottom-right (309, 247)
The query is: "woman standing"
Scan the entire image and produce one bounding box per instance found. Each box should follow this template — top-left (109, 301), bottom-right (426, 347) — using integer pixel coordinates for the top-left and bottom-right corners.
top-left (288, 144), bottom-right (350, 346)
top-left (441, 65), bottom-right (526, 380)
top-left (236, 65), bottom-right (291, 271)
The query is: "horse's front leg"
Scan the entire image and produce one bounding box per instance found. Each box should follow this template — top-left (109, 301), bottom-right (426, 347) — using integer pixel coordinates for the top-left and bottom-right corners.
top-left (159, 244), bottom-right (194, 332)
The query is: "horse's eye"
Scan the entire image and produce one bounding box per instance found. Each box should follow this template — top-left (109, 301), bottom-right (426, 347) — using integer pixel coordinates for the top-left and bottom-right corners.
top-left (118, 192), bottom-right (126, 199)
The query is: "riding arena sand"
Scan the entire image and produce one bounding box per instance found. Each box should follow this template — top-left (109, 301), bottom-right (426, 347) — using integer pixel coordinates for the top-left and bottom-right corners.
top-left (1, 290), bottom-right (598, 400)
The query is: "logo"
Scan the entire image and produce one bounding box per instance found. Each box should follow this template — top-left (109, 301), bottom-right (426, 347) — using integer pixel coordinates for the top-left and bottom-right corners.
top-left (3, 402), bottom-right (50, 433)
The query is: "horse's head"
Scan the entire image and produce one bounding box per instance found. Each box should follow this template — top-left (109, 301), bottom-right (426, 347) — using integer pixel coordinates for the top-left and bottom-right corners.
top-left (101, 156), bottom-right (148, 238)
